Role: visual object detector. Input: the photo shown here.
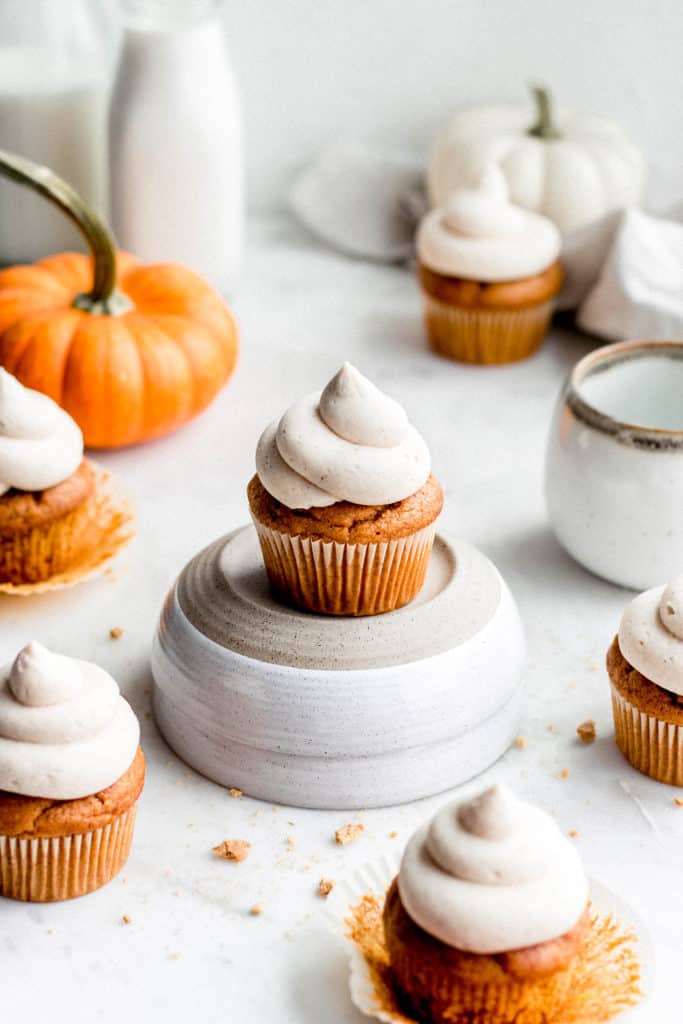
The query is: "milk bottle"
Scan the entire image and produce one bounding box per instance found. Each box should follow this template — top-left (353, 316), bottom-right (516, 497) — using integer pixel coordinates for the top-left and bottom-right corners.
top-left (110, 0), bottom-right (244, 293)
top-left (0, 0), bottom-right (111, 263)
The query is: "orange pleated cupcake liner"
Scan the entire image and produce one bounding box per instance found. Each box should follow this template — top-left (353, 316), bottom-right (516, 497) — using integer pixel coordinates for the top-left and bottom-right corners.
top-left (346, 894), bottom-right (642, 1024)
top-left (611, 684), bottom-right (683, 786)
top-left (0, 468), bottom-right (134, 594)
top-left (253, 521), bottom-right (437, 615)
top-left (0, 804), bottom-right (138, 902)
top-left (422, 295), bottom-right (555, 365)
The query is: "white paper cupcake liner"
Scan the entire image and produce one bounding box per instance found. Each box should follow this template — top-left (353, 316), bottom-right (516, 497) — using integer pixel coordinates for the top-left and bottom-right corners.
top-left (324, 853), bottom-right (653, 1024)
top-left (253, 520), bottom-right (437, 615)
top-left (0, 803), bottom-right (138, 902)
top-left (611, 685), bottom-right (683, 786)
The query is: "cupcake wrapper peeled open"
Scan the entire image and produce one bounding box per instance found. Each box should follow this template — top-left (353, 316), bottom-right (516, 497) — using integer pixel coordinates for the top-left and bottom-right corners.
top-left (253, 520), bottom-right (437, 616)
top-left (422, 295), bottom-right (555, 365)
top-left (611, 685), bottom-right (683, 786)
top-left (0, 804), bottom-right (138, 902)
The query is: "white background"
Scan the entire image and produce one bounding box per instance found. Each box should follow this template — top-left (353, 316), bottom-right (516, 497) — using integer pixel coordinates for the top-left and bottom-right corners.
top-left (3, 2), bottom-right (683, 1020)
top-left (223, 0), bottom-right (683, 212)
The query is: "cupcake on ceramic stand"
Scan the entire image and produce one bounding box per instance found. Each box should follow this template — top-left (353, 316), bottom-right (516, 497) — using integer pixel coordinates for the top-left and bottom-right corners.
top-left (248, 362), bottom-right (443, 615)
top-left (608, 575), bottom-right (683, 785)
top-left (416, 164), bottom-right (563, 364)
top-left (382, 784), bottom-right (590, 1024)
top-left (0, 369), bottom-right (131, 587)
top-left (0, 642), bottom-right (145, 901)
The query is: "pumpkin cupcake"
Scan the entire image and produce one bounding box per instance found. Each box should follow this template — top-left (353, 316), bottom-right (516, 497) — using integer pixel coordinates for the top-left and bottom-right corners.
top-left (383, 784), bottom-right (591, 1024)
top-left (608, 575), bottom-right (683, 785)
top-left (417, 163), bottom-right (563, 364)
top-left (248, 363), bottom-right (443, 615)
top-left (0, 642), bottom-right (144, 902)
top-left (0, 369), bottom-right (100, 584)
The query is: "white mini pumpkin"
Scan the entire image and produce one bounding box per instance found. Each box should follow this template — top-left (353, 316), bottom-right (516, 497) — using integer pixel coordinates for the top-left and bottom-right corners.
top-left (428, 86), bottom-right (645, 235)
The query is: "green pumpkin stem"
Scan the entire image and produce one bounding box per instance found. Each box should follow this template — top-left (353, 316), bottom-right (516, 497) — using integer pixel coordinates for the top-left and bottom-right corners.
top-left (527, 84), bottom-right (560, 140)
top-left (0, 148), bottom-right (126, 313)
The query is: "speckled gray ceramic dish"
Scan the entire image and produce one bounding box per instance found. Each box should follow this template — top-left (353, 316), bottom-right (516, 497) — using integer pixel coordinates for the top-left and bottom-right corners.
top-left (151, 525), bottom-right (525, 809)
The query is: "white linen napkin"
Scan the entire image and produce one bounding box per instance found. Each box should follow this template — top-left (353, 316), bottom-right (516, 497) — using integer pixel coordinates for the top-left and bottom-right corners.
top-left (289, 145), bottom-right (683, 340)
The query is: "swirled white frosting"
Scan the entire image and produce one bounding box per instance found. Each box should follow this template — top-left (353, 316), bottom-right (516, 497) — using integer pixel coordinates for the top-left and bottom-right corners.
top-left (398, 784), bottom-right (588, 954)
top-left (0, 642), bottom-right (140, 800)
top-left (417, 163), bottom-right (561, 282)
top-left (255, 363), bottom-right (430, 508)
top-left (0, 369), bottom-right (83, 496)
top-left (618, 576), bottom-right (683, 695)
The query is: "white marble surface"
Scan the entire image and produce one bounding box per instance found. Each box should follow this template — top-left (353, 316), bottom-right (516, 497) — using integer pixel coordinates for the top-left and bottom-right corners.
top-left (1, 216), bottom-right (677, 1021)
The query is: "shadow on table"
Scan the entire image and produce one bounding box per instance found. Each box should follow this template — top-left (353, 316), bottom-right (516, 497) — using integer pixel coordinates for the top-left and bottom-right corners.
top-left (289, 928), bottom-right (368, 1024)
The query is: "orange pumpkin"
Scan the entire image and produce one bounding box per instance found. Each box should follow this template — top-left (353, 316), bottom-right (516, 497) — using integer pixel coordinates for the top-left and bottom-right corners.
top-left (0, 150), bottom-right (238, 448)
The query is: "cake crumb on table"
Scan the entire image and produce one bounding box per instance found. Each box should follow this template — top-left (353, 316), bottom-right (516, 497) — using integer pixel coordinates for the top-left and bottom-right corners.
top-left (250, 904), bottom-right (264, 916)
top-left (121, 915), bottom-right (132, 925)
top-left (318, 878), bottom-right (335, 897)
top-left (109, 626), bottom-right (123, 639)
top-left (577, 719), bottom-right (597, 743)
top-left (389, 831), bottom-right (398, 839)
top-left (286, 836), bottom-right (295, 847)
top-left (335, 823), bottom-right (365, 845)
top-left (569, 830), bottom-right (579, 838)
top-left (558, 768), bottom-right (570, 779)
top-left (514, 736), bottom-right (527, 749)
top-left (229, 787), bottom-right (243, 798)
top-left (674, 797), bottom-right (683, 807)
top-left (213, 839), bottom-right (251, 862)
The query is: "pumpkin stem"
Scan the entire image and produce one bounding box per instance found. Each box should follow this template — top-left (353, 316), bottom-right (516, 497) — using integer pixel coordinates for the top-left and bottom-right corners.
top-left (527, 84), bottom-right (560, 140)
top-left (0, 148), bottom-right (124, 311)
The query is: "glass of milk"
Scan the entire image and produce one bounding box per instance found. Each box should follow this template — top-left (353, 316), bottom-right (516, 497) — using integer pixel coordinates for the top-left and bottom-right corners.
top-left (0, 0), bottom-right (112, 263)
top-left (109, 0), bottom-right (244, 294)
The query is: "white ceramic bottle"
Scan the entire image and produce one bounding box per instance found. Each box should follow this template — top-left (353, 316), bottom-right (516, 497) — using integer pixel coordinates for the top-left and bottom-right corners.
top-left (0, 0), bottom-right (111, 263)
top-left (109, 0), bottom-right (244, 293)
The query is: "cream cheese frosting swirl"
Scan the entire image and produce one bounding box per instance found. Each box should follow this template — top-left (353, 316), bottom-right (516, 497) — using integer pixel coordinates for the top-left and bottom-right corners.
top-left (417, 163), bottom-right (561, 281)
top-left (398, 784), bottom-right (588, 954)
top-left (618, 576), bottom-right (683, 694)
top-left (255, 363), bottom-right (430, 508)
top-left (0, 369), bottom-right (83, 495)
top-left (0, 642), bottom-right (140, 800)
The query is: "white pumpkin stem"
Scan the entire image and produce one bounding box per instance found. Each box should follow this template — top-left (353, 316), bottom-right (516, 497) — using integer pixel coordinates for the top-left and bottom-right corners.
top-left (528, 84), bottom-right (560, 140)
top-left (0, 148), bottom-right (126, 312)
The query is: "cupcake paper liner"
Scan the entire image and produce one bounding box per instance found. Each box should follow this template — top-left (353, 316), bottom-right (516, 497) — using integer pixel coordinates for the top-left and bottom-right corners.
top-left (325, 853), bottom-right (650, 1024)
top-left (0, 803), bottom-right (138, 902)
top-left (422, 295), bottom-right (555, 365)
top-left (611, 685), bottom-right (683, 786)
top-left (0, 468), bottom-right (134, 596)
top-left (252, 520), bottom-right (436, 616)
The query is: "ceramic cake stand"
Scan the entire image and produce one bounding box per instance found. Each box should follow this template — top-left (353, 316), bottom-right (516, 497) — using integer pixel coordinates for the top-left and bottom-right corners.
top-left (151, 526), bottom-right (525, 809)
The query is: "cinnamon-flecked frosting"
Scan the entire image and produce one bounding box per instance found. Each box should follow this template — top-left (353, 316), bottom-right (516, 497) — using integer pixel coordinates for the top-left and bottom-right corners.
top-left (255, 363), bottom-right (430, 509)
top-left (398, 784), bottom-right (588, 954)
top-left (618, 576), bottom-right (683, 694)
top-left (417, 163), bottom-right (561, 282)
top-left (0, 642), bottom-right (140, 800)
top-left (0, 369), bottom-right (83, 495)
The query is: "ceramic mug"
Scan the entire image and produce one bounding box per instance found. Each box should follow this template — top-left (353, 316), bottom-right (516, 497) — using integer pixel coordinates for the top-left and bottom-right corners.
top-left (545, 339), bottom-right (683, 590)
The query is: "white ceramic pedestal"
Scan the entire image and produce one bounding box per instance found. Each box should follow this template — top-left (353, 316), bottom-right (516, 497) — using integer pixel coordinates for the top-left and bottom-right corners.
top-left (151, 526), bottom-right (525, 809)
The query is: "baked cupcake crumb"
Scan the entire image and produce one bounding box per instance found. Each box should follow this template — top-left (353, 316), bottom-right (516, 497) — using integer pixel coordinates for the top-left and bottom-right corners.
top-left (318, 878), bottom-right (335, 897)
top-left (213, 839), bottom-right (251, 862)
top-left (228, 787), bottom-right (243, 798)
top-left (109, 626), bottom-right (123, 639)
top-left (249, 904), bottom-right (264, 916)
top-left (335, 823), bottom-right (365, 845)
top-left (577, 720), bottom-right (596, 743)
top-left (514, 735), bottom-right (527, 749)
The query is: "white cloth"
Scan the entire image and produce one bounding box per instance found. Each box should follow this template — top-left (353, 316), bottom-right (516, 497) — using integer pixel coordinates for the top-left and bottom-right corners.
top-left (289, 144), bottom-right (683, 341)
top-left (575, 208), bottom-right (683, 341)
